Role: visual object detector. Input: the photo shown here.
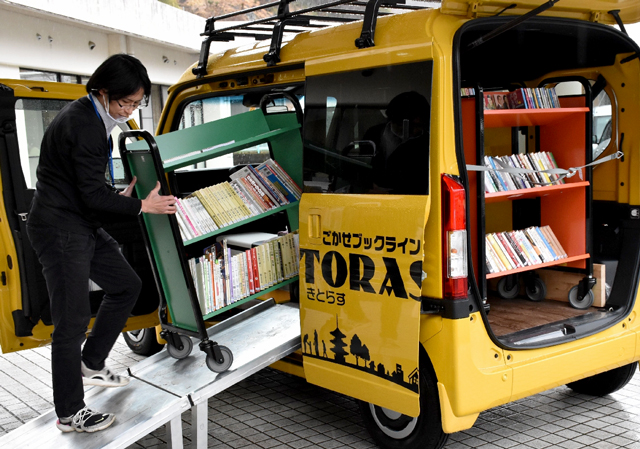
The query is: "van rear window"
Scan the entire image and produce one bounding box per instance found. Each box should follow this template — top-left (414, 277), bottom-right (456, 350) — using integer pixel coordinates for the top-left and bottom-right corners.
top-left (303, 61), bottom-right (433, 195)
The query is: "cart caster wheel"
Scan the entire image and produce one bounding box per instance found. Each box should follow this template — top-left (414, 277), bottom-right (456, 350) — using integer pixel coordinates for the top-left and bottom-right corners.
top-left (525, 278), bottom-right (546, 302)
top-left (206, 345), bottom-right (233, 373)
top-left (568, 286), bottom-right (594, 310)
top-left (497, 277), bottom-right (519, 299)
top-left (166, 335), bottom-right (193, 360)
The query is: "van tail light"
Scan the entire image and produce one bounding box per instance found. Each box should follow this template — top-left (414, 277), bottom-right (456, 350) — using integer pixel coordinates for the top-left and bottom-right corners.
top-left (442, 174), bottom-right (468, 300)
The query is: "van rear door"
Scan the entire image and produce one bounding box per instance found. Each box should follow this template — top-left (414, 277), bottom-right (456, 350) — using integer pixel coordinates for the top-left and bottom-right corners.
top-left (441, 0), bottom-right (640, 23)
top-left (298, 55), bottom-right (433, 417)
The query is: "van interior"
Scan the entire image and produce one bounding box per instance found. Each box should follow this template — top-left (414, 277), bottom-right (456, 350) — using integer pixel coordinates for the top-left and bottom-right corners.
top-left (456, 16), bottom-right (640, 348)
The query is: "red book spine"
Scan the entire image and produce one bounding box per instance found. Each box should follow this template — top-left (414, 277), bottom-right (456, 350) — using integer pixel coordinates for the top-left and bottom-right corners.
top-left (246, 249), bottom-right (255, 295)
top-left (251, 246), bottom-right (260, 292)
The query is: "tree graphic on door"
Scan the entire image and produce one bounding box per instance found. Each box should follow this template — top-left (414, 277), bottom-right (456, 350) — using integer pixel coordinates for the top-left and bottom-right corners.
top-left (303, 315), bottom-right (418, 393)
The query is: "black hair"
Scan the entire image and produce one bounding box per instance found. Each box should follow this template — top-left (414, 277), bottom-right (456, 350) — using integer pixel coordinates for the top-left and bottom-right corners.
top-left (86, 54), bottom-right (151, 101)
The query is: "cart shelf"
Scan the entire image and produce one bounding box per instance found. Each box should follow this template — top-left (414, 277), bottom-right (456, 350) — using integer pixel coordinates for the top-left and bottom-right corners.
top-left (163, 126), bottom-right (299, 172)
top-left (121, 108), bottom-right (303, 335)
top-left (183, 202), bottom-right (299, 245)
top-left (202, 277), bottom-right (298, 320)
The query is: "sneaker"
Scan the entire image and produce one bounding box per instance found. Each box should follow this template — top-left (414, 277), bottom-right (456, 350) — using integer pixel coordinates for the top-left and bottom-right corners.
top-left (56, 407), bottom-right (115, 433)
top-left (81, 361), bottom-right (130, 387)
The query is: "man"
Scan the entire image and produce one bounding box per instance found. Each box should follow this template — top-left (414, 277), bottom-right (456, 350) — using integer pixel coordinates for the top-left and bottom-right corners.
top-left (26, 54), bottom-right (176, 433)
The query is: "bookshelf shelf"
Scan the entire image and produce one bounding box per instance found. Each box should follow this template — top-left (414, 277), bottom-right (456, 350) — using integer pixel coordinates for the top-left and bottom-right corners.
top-left (486, 254), bottom-right (590, 279)
top-left (484, 181), bottom-right (589, 204)
top-left (202, 276), bottom-right (298, 320)
top-left (182, 202), bottom-right (299, 245)
top-left (484, 107), bottom-right (589, 128)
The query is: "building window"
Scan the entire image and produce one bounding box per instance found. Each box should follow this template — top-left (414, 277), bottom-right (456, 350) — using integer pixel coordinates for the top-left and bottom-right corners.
top-left (20, 68), bottom-right (86, 84)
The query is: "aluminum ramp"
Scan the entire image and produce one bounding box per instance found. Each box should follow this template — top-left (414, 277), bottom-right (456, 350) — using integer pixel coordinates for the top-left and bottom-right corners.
top-left (0, 300), bottom-right (301, 449)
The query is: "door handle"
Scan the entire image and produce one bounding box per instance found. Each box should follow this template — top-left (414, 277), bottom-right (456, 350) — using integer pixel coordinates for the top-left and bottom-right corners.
top-left (309, 214), bottom-right (321, 239)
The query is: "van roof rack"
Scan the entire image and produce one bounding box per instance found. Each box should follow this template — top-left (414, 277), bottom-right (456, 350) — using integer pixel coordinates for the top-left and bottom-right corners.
top-left (192, 0), bottom-right (436, 77)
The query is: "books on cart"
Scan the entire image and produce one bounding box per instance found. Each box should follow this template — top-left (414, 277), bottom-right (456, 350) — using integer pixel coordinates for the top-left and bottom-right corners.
top-left (485, 226), bottom-right (567, 274)
top-left (174, 158), bottom-right (301, 241)
top-left (188, 230), bottom-right (300, 315)
top-left (484, 151), bottom-right (564, 193)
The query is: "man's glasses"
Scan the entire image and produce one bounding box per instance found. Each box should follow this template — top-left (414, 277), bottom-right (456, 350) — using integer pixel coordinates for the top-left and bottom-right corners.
top-left (116, 97), bottom-right (149, 110)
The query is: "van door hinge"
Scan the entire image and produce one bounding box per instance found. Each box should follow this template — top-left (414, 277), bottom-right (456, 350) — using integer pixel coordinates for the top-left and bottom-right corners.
top-left (1, 272), bottom-right (6, 286)
top-left (467, 2), bottom-right (479, 19)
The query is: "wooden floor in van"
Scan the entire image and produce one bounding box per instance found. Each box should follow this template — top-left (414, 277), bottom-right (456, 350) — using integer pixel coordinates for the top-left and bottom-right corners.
top-left (486, 296), bottom-right (593, 336)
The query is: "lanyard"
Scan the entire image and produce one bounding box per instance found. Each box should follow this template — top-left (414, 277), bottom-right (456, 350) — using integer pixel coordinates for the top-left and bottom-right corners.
top-left (88, 95), bottom-right (115, 188)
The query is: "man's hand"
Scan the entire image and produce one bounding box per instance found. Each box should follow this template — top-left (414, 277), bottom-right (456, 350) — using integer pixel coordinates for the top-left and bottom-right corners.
top-left (141, 182), bottom-right (177, 215)
top-left (120, 176), bottom-right (137, 197)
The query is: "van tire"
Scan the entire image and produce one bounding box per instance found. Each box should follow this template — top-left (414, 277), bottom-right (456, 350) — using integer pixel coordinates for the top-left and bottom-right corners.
top-left (566, 362), bottom-right (638, 396)
top-left (357, 359), bottom-right (448, 449)
top-left (122, 328), bottom-right (164, 356)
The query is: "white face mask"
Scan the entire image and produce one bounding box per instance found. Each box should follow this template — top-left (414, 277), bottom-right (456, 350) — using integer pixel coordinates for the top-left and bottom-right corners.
top-left (102, 94), bottom-right (131, 124)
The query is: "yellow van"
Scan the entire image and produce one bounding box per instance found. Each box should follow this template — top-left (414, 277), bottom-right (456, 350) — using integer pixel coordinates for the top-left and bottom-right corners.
top-left (3, 1), bottom-right (640, 448)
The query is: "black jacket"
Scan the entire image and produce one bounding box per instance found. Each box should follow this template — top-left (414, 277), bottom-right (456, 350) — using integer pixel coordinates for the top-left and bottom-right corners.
top-left (28, 96), bottom-right (141, 233)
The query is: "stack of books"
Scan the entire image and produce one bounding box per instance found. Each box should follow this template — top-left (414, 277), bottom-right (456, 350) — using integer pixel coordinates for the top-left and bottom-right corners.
top-left (461, 87), bottom-right (476, 97)
top-left (174, 158), bottom-right (302, 241)
top-left (188, 231), bottom-right (300, 315)
top-left (485, 226), bottom-right (567, 274)
top-left (483, 88), bottom-right (560, 110)
top-left (484, 152), bottom-right (564, 193)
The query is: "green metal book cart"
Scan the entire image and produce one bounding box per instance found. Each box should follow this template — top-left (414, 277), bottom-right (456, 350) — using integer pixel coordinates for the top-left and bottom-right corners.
top-left (118, 108), bottom-right (302, 372)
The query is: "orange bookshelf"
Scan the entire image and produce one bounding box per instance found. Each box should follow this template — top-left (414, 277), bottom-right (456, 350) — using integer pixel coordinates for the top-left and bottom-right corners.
top-left (462, 93), bottom-right (591, 298)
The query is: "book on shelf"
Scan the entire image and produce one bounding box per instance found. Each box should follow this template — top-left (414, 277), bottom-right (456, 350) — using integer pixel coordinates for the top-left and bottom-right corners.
top-left (461, 87), bottom-right (476, 97)
top-left (483, 152), bottom-right (564, 193)
top-left (188, 230), bottom-right (300, 315)
top-left (485, 226), bottom-right (567, 274)
top-left (483, 92), bottom-right (511, 110)
top-left (503, 87), bottom-right (560, 110)
top-left (175, 159), bottom-right (298, 242)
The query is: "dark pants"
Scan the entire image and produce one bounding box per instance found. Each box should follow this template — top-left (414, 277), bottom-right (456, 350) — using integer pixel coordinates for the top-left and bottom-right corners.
top-left (27, 225), bottom-right (141, 418)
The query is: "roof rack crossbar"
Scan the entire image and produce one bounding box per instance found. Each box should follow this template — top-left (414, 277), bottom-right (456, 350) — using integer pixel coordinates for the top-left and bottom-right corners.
top-left (192, 0), bottom-right (430, 77)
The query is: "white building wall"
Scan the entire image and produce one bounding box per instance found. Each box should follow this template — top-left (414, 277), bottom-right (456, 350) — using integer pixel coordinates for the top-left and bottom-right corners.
top-left (0, 0), bottom-right (221, 86)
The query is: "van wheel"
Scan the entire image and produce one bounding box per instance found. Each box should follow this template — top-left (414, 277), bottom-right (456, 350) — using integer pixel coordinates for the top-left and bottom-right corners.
top-left (122, 328), bottom-right (164, 356)
top-left (357, 362), bottom-right (448, 449)
top-left (566, 362), bottom-right (638, 396)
